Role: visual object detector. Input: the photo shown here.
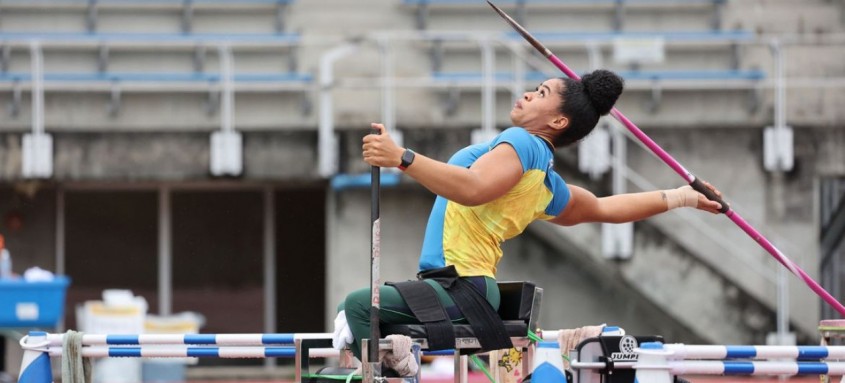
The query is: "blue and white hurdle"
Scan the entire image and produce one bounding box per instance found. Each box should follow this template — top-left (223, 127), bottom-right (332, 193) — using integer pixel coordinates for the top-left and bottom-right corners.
top-left (570, 341), bottom-right (845, 382)
top-left (17, 331), bottom-right (461, 383)
top-left (18, 331), bottom-right (339, 383)
top-left (630, 342), bottom-right (845, 382)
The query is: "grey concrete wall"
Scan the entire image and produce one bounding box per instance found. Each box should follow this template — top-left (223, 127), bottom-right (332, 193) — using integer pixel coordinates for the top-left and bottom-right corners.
top-left (325, 187), bottom-right (434, 321)
top-left (625, 127), bottom-right (845, 334)
top-left (724, 0), bottom-right (843, 34)
top-left (0, 132), bottom-right (320, 181)
top-left (499, 226), bottom-right (708, 344)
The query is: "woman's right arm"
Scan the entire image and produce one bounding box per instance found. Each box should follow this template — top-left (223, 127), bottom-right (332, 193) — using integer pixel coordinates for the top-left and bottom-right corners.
top-left (362, 123), bottom-right (523, 206)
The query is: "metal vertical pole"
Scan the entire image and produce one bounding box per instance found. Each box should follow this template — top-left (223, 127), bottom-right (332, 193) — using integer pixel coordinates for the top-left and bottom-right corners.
top-left (511, 42), bottom-right (525, 104)
top-left (86, 0), bottom-right (98, 32)
top-left (55, 187), bottom-right (66, 331)
top-left (30, 41), bottom-right (43, 136)
top-left (55, 187), bottom-right (65, 276)
top-left (220, 44), bottom-right (234, 134)
top-left (158, 186), bottom-right (172, 316)
top-left (778, 266), bottom-right (789, 340)
top-left (481, 38), bottom-right (495, 136)
top-left (365, 131), bottom-right (382, 382)
top-left (381, 37), bottom-right (395, 134)
top-left (773, 40), bottom-right (786, 134)
top-left (380, 37), bottom-right (403, 150)
top-left (25, 40), bottom-right (51, 179)
top-left (772, 39), bottom-right (790, 345)
top-left (318, 44), bottom-right (358, 177)
top-left (263, 187), bottom-right (277, 369)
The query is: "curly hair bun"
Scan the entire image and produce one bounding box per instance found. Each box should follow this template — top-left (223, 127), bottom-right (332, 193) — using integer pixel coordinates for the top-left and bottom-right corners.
top-left (581, 69), bottom-right (624, 115)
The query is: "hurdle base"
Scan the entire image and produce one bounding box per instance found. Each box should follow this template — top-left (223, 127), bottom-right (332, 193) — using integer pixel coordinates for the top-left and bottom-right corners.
top-left (821, 319), bottom-right (845, 383)
top-left (18, 332), bottom-right (53, 383)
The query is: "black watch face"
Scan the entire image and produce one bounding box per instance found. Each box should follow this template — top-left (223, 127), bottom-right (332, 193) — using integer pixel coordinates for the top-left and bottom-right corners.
top-left (403, 150), bottom-right (415, 166)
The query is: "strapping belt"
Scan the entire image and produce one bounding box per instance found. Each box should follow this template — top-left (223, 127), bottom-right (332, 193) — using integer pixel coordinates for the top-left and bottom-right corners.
top-left (388, 266), bottom-right (513, 353)
top-left (388, 280), bottom-right (455, 350)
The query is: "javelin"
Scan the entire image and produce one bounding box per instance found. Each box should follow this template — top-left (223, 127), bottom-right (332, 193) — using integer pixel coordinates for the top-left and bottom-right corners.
top-left (486, 0), bottom-right (845, 316)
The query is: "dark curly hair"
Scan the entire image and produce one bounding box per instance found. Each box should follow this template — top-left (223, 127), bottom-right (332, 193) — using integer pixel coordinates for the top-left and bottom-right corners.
top-left (553, 69), bottom-right (624, 147)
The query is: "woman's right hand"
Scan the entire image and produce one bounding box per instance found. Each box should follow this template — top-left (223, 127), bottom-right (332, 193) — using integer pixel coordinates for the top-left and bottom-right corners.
top-left (362, 123), bottom-right (404, 168)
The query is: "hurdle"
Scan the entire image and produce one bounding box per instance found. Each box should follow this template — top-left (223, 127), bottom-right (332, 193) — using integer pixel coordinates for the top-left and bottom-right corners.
top-left (570, 340), bottom-right (845, 383)
top-left (17, 330), bottom-right (349, 383)
top-left (18, 330), bottom-right (512, 383)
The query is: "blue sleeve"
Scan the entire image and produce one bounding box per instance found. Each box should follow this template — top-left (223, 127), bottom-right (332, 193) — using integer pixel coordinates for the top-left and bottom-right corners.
top-left (544, 171), bottom-right (571, 217)
top-left (489, 127), bottom-right (537, 173)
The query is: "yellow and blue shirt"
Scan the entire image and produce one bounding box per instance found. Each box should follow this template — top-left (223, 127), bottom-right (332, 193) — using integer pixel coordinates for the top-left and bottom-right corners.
top-left (419, 127), bottom-right (571, 278)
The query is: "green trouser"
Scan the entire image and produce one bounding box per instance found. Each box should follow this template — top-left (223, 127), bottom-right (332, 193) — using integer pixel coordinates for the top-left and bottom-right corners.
top-left (338, 276), bottom-right (500, 360)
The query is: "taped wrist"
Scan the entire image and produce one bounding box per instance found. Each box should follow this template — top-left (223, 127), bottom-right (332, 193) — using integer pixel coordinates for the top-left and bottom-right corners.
top-left (663, 186), bottom-right (698, 210)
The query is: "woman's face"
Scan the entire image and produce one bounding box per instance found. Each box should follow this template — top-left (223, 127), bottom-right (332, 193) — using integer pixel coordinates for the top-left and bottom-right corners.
top-left (510, 78), bottom-right (565, 130)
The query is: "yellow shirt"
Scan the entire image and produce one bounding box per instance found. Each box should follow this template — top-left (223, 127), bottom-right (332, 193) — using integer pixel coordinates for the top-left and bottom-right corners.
top-left (419, 127), bottom-right (571, 278)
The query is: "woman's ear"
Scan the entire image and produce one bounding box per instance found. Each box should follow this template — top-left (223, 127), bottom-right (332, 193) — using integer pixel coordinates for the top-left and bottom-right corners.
top-left (549, 115), bottom-right (569, 131)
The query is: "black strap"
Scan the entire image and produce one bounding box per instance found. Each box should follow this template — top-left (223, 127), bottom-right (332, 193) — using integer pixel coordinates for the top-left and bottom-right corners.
top-left (420, 266), bottom-right (513, 352)
top-left (433, 277), bottom-right (513, 352)
top-left (387, 280), bottom-right (456, 350)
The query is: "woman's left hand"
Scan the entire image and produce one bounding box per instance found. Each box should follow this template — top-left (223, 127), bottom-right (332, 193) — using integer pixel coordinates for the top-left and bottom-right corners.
top-left (362, 123), bottom-right (404, 168)
top-left (694, 180), bottom-right (727, 214)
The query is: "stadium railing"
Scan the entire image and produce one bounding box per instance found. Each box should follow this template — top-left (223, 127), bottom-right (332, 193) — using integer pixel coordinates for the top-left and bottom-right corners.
top-left (0, 31), bottom-right (313, 117)
top-left (0, 0), bottom-right (295, 33)
top-left (424, 29), bottom-right (759, 90)
top-left (402, 0), bottom-right (725, 30)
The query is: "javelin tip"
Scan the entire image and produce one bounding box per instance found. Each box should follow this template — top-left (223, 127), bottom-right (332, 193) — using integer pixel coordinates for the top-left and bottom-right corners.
top-left (486, 0), bottom-right (549, 57)
top-left (486, 1), bottom-right (510, 23)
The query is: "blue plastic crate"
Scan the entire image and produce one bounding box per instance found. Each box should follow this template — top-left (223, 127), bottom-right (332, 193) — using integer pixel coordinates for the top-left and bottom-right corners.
top-left (0, 276), bottom-right (70, 328)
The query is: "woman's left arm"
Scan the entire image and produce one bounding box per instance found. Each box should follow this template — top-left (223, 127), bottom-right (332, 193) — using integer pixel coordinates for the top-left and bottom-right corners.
top-left (550, 183), bottom-right (724, 226)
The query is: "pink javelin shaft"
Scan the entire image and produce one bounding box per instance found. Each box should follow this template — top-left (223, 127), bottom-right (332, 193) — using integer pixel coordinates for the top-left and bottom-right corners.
top-left (487, 1), bottom-right (845, 317)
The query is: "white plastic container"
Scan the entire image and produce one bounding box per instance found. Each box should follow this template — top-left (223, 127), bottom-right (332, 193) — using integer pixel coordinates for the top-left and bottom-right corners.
top-left (79, 290), bottom-right (148, 383)
top-left (1, 248), bottom-right (12, 279)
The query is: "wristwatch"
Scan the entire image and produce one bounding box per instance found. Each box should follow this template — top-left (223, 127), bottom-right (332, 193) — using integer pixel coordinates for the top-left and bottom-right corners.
top-left (398, 149), bottom-right (416, 171)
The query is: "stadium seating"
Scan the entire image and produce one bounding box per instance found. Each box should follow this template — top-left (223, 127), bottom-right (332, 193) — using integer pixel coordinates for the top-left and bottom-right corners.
top-left (401, 0), bottom-right (762, 113)
top-left (0, 31), bottom-right (312, 91)
top-left (403, 0), bottom-right (725, 30)
top-left (0, 0), bottom-right (294, 33)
